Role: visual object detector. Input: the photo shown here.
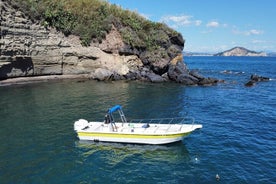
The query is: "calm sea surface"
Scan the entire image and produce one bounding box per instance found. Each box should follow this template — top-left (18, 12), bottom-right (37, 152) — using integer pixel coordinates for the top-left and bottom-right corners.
top-left (0, 57), bottom-right (275, 183)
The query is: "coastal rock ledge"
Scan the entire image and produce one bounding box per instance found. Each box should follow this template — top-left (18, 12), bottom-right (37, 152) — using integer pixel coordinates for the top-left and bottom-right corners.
top-left (0, 0), bottom-right (218, 86)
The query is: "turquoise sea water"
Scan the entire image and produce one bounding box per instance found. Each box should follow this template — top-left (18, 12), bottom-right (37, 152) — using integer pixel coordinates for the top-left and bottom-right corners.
top-left (0, 57), bottom-right (275, 183)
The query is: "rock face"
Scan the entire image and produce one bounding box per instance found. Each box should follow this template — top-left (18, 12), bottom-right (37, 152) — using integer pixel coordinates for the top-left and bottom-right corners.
top-left (214, 47), bottom-right (267, 57)
top-left (0, 1), bottom-right (218, 85)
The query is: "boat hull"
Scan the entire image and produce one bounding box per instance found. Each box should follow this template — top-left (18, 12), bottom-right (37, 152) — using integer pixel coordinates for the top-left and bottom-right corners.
top-left (76, 131), bottom-right (192, 145)
top-left (74, 120), bottom-right (202, 145)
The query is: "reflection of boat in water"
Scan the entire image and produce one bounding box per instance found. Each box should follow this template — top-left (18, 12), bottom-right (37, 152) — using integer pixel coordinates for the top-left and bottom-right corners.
top-left (76, 141), bottom-right (190, 165)
top-left (74, 105), bottom-right (202, 145)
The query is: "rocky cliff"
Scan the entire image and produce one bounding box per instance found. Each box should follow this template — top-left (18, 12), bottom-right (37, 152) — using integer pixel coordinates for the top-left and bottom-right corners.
top-left (214, 47), bottom-right (267, 56)
top-left (0, 0), bottom-right (218, 85)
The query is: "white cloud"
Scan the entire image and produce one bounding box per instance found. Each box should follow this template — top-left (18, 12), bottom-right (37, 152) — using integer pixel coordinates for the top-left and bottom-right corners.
top-left (248, 29), bottom-right (263, 35)
top-left (251, 40), bottom-right (267, 44)
top-left (195, 20), bottom-right (202, 26)
top-left (160, 15), bottom-right (202, 27)
top-left (222, 24), bottom-right (228, 28)
top-left (232, 28), bottom-right (264, 36)
top-left (206, 21), bottom-right (219, 28)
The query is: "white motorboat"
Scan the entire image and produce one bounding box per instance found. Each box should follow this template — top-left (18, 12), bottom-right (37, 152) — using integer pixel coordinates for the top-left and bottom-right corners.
top-left (74, 105), bottom-right (202, 145)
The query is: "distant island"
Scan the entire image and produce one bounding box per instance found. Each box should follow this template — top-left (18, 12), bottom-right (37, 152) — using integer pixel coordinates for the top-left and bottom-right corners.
top-left (184, 47), bottom-right (273, 57)
top-left (214, 47), bottom-right (267, 57)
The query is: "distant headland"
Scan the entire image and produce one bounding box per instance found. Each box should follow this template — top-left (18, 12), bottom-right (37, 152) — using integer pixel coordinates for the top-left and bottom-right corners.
top-left (214, 47), bottom-right (267, 57)
top-left (184, 47), bottom-right (272, 57)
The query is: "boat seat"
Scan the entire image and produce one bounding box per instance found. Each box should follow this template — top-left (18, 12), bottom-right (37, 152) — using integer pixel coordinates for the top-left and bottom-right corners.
top-left (142, 123), bottom-right (150, 128)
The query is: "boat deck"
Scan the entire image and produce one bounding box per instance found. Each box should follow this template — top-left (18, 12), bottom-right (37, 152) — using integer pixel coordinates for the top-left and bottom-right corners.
top-left (80, 121), bottom-right (200, 135)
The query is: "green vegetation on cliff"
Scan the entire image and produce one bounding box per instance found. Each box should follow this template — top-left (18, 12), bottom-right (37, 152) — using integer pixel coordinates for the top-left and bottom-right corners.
top-left (10, 0), bottom-right (180, 50)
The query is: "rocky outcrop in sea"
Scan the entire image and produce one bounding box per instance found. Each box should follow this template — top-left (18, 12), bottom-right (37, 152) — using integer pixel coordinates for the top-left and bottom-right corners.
top-left (245, 74), bottom-right (270, 87)
top-left (0, 0), bottom-right (218, 86)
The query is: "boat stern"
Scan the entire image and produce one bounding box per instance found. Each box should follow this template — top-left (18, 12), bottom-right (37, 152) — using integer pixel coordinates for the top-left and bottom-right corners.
top-left (74, 119), bottom-right (89, 132)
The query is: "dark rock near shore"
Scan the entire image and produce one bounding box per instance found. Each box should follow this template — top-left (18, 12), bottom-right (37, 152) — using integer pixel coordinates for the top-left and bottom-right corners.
top-left (189, 70), bottom-right (205, 80)
top-left (146, 72), bottom-right (166, 83)
top-left (168, 57), bottom-right (219, 85)
top-left (168, 58), bottom-right (189, 82)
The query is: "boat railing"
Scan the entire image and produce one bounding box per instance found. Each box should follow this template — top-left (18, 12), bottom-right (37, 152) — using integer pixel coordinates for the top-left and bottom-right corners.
top-left (129, 117), bottom-right (195, 125)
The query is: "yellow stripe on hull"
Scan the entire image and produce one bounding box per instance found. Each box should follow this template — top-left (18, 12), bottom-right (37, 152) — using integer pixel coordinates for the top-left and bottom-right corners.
top-left (76, 131), bottom-right (191, 144)
top-left (78, 131), bottom-right (190, 139)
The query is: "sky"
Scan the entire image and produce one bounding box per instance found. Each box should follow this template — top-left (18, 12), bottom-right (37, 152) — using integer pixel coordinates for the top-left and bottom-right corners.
top-left (108, 0), bottom-right (276, 53)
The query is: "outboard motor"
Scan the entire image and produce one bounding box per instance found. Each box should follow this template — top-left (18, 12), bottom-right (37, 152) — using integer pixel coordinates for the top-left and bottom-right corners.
top-left (74, 119), bottom-right (89, 131)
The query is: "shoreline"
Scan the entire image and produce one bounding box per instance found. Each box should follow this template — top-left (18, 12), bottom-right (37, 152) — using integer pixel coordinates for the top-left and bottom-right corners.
top-left (0, 74), bottom-right (90, 86)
